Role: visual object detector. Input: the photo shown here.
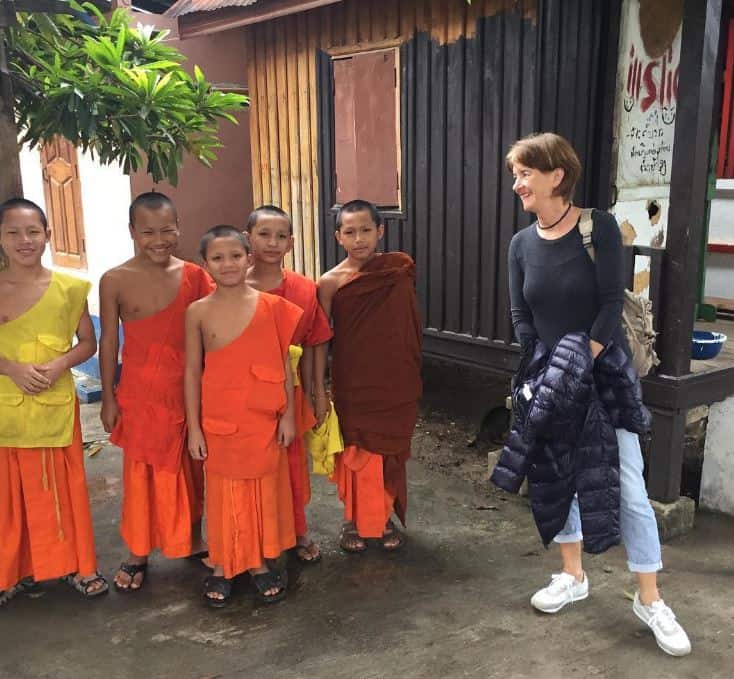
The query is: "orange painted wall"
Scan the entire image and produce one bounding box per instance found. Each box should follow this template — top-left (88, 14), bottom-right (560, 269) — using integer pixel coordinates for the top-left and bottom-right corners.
top-left (130, 26), bottom-right (253, 262)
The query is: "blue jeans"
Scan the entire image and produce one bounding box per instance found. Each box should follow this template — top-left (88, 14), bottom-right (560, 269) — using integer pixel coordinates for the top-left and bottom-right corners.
top-left (554, 428), bottom-right (662, 573)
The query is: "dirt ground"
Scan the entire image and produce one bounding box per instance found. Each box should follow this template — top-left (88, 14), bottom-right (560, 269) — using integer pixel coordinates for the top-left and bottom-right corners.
top-left (1, 389), bottom-right (733, 679)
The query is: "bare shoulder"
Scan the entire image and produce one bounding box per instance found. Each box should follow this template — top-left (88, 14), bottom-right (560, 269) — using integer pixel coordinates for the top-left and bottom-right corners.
top-left (169, 256), bottom-right (187, 273)
top-left (187, 295), bottom-right (211, 317)
top-left (100, 258), bottom-right (138, 286)
top-left (317, 268), bottom-right (342, 300)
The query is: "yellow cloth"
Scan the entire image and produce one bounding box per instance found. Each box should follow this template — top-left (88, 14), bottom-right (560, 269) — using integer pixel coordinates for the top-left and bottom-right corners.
top-left (288, 344), bottom-right (303, 386)
top-left (304, 403), bottom-right (343, 475)
top-left (0, 272), bottom-right (90, 448)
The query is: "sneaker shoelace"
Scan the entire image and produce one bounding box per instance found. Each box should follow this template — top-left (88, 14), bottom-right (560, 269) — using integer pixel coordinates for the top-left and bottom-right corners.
top-left (646, 600), bottom-right (678, 634)
top-left (547, 572), bottom-right (578, 595)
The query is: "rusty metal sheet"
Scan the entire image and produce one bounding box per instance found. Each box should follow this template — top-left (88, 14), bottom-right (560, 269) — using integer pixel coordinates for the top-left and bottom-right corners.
top-left (166, 0), bottom-right (259, 19)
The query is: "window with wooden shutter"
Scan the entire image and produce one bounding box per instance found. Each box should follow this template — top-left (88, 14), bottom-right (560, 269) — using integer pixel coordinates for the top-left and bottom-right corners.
top-left (40, 137), bottom-right (87, 270)
top-left (333, 48), bottom-right (401, 209)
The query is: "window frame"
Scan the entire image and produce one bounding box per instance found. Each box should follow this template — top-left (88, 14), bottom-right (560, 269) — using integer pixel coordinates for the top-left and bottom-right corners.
top-left (327, 42), bottom-right (405, 218)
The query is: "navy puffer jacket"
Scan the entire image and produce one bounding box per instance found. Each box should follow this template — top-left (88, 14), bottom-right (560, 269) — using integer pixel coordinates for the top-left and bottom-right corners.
top-left (491, 332), bottom-right (650, 554)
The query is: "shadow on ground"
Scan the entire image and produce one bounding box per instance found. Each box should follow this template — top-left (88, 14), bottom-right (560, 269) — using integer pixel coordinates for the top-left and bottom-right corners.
top-left (1, 399), bottom-right (733, 679)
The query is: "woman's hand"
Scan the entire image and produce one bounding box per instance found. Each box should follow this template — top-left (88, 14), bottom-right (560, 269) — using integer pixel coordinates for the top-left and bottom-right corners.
top-left (590, 339), bottom-right (605, 359)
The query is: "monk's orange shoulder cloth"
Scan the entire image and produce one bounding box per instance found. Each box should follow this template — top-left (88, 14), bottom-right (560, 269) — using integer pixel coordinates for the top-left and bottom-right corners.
top-left (269, 270), bottom-right (332, 347)
top-left (331, 252), bottom-right (422, 456)
top-left (111, 262), bottom-right (214, 472)
top-left (201, 293), bottom-right (303, 480)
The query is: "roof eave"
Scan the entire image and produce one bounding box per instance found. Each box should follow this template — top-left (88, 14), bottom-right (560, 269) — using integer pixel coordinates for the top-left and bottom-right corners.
top-left (176, 0), bottom-right (343, 39)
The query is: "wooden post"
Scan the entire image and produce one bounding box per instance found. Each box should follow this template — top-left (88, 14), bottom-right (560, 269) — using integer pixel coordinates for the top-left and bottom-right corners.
top-left (0, 29), bottom-right (23, 203)
top-left (648, 0), bottom-right (723, 503)
top-left (648, 408), bottom-right (687, 503)
top-left (658, 0), bottom-right (722, 377)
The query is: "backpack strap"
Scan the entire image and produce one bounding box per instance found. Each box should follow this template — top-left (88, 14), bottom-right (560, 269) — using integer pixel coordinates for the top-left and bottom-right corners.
top-left (578, 208), bottom-right (595, 263)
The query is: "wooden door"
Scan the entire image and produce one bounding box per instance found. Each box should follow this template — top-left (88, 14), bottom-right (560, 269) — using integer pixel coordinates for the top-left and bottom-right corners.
top-left (40, 137), bottom-right (87, 269)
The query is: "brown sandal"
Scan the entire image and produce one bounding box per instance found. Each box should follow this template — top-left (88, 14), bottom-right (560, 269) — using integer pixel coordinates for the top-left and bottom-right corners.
top-left (382, 521), bottom-right (405, 551)
top-left (339, 526), bottom-right (367, 554)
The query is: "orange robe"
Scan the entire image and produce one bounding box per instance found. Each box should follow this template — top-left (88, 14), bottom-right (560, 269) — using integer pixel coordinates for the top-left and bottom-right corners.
top-left (201, 293), bottom-right (303, 578)
top-left (0, 404), bottom-right (97, 590)
top-left (110, 262), bottom-right (213, 558)
top-left (329, 253), bottom-right (422, 537)
top-left (268, 270), bottom-right (332, 536)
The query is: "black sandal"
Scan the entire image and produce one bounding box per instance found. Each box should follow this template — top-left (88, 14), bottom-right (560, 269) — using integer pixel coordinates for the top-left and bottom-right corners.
top-left (187, 550), bottom-right (209, 561)
top-left (203, 575), bottom-right (232, 608)
top-left (252, 569), bottom-right (287, 605)
top-left (62, 572), bottom-right (110, 598)
top-left (0, 578), bottom-right (36, 608)
top-left (113, 562), bottom-right (147, 593)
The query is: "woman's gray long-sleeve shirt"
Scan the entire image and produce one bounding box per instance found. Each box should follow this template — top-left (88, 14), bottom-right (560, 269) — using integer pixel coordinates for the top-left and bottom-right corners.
top-left (508, 209), bottom-right (627, 352)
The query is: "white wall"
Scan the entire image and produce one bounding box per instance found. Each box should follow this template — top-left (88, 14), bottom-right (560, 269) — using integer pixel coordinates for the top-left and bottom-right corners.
top-left (19, 146), bottom-right (134, 316)
top-left (705, 185), bottom-right (734, 301)
top-left (700, 396), bottom-right (734, 516)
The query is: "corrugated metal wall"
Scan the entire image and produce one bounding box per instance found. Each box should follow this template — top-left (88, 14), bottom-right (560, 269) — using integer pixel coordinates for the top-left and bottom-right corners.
top-left (317, 0), bottom-right (621, 370)
top-left (246, 0), bottom-right (542, 280)
top-left (247, 0), bottom-right (620, 369)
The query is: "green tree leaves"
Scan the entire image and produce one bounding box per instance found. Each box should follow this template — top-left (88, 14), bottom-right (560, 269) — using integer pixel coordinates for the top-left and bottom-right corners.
top-left (6, 2), bottom-right (248, 184)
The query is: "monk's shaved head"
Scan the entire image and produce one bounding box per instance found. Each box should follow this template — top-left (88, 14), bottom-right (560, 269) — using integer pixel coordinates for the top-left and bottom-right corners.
top-left (336, 199), bottom-right (381, 230)
top-left (199, 224), bottom-right (249, 259)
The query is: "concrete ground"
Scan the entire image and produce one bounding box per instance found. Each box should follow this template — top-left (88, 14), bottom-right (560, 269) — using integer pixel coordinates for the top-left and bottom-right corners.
top-left (1, 402), bottom-right (733, 679)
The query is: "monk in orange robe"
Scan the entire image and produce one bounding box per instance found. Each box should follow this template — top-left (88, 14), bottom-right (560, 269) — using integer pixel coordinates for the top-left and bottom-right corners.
top-left (245, 205), bottom-right (333, 563)
top-left (99, 193), bottom-right (214, 592)
top-left (185, 225), bottom-right (302, 607)
top-left (1, 198), bottom-right (107, 606)
top-left (316, 200), bottom-right (422, 553)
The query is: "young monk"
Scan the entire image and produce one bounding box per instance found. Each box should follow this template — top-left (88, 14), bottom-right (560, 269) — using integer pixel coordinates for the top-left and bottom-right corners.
top-left (185, 225), bottom-right (302, 606)
top-left (99, 192), bottom-right (214, 592)
top-left (315, 199), bottom-right (422, 553)
top-left (245, 205), bottom-right (333, 564)
top-left (0, 198), bottom-right (108, 606)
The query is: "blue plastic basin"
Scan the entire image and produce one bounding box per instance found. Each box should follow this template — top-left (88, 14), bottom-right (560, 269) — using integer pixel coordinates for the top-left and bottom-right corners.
top-left (691, 331), bottom-right (727, 360)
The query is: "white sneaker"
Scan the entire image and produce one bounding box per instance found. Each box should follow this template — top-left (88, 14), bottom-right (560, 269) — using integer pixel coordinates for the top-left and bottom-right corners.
top-left (530, 572), bottom-right (589, 613)
top-left (633, 592), bottom-right (692, 656)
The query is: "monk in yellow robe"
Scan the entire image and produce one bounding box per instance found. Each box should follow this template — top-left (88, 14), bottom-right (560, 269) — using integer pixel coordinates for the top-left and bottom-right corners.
top-left (0, 198), bottom-right (107, 607)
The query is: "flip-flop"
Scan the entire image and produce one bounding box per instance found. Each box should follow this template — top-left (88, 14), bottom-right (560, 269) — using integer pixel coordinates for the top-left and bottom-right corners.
top-left (203, 575), bottom-right (232, 609)
top-left (252, 569), bottom-right (287, 605)
top-left (293, 542), bottom-right (322, 564)
top-left (113, 562), bottom-right (147, 593)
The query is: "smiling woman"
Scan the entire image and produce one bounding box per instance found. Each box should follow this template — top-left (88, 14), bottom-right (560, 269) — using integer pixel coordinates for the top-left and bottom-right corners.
top-left (493, 131), bottom-right (692, 658)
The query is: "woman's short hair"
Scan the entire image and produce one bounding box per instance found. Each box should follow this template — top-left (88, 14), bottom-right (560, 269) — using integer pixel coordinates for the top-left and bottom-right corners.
top-left (505, 132), bottom-right (582, 203)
